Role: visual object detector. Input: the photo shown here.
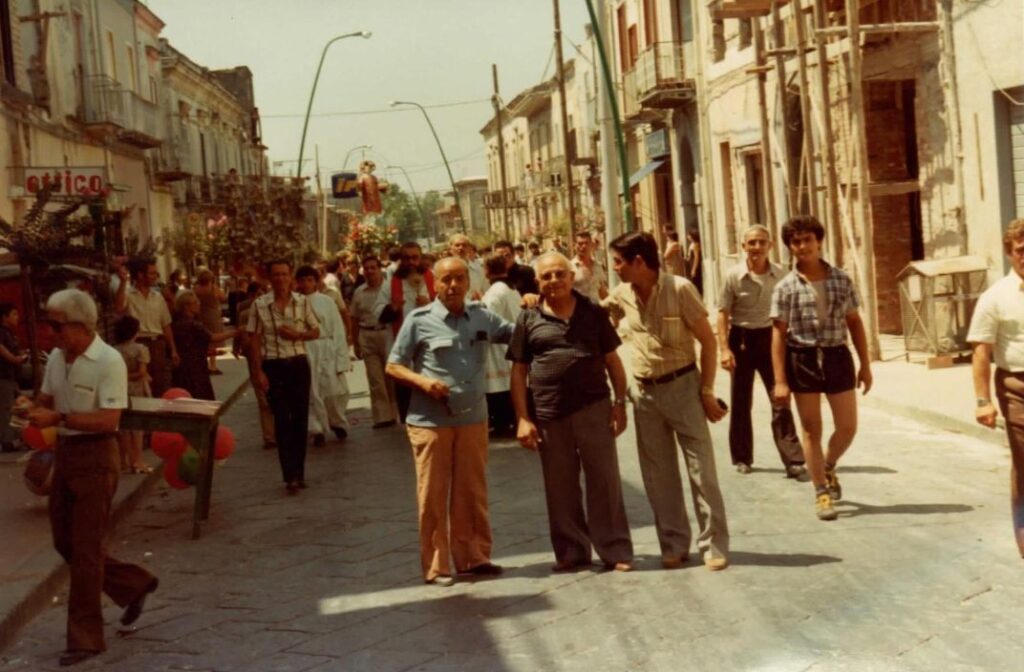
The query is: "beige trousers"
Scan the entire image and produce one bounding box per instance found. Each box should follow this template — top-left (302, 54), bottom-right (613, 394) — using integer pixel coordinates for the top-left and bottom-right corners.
top-left (407, 422), bottom-right (492, 580)
top-left (359, 329), bottom-right (397, 425)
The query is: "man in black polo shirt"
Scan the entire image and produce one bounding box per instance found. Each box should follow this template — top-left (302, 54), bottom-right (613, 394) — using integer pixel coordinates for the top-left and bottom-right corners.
top-left (508, 252), bottom-right (633, 572)
top-left (494, 239), bottom-right (538, 295)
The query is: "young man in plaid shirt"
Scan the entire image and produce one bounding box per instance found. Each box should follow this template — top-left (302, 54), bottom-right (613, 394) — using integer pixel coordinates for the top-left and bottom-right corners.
top-left (770, 216), bottom-right (873, 521)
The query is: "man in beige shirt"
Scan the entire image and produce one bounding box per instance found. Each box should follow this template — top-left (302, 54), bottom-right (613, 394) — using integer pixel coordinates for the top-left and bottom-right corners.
top-left (351, 255), bottom-right (398, 428)
top-left (570, 230), bottom-right (607, 303)
top-left (604, 231), bottom-right (729, 571)
top-left (115, 259), bottom-right (179, 397)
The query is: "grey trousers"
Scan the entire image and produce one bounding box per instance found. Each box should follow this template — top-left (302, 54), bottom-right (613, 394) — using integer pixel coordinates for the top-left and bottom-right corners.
top-left (631, 369), bottom-right (729, 561)
top-left (536, 398), bottom-right (633, 565)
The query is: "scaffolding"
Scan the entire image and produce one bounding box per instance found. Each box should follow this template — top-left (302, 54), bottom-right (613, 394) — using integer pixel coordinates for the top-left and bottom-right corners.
top-left (715, 0), bottom-right (947, 359)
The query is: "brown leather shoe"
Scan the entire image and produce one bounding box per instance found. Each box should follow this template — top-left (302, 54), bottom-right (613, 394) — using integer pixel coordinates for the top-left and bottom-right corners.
top-left (121, 578), bottom-right (159, 625)
top-left (661, 556), bottom-right (689, 570)
top-left (59, 650), bottom-right (100, 666)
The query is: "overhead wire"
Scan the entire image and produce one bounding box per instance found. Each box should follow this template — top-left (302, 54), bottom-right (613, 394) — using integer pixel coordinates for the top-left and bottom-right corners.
top-left (261, 98), bottom-right (491, 119)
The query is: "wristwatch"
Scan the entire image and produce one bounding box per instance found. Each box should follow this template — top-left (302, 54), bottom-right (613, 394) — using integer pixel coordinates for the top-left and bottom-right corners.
top-left (976, 398), bottom-right (993, 408)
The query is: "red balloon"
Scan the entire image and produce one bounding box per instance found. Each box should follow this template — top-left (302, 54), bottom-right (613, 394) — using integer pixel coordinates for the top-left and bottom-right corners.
top-left (214, 426), bottom-right (235, 461)
top-left (22, 425), bottom-right (45, 451)
top-left (162, 387), bottom-right (192, 400)
top-left (163, 458), bottom-right (189, 490)
top-left (151, 431), bottom-right (187, 461)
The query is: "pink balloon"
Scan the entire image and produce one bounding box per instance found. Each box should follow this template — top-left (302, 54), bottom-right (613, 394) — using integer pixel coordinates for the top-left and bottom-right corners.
top-left (162, 387), bottom-right (192, 400)
top-left (214, 426), bottom-right (235, 461)
top-left (151, 431), bottom-right (187, 461)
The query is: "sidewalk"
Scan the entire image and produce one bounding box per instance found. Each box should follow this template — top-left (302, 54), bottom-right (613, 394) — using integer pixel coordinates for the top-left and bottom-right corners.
top-left (860, 335), bottom-right (1006, 449)
top-left (0, 361), bottom-right (250, 652)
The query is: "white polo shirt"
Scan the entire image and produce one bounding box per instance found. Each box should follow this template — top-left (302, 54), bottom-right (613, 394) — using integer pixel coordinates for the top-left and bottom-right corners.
top-left (125, 285), bottom-right (171, 338)
top-left (967, 271), bottom-right (1024, 371)
top-left (41, 335), bottom-right (129, 415)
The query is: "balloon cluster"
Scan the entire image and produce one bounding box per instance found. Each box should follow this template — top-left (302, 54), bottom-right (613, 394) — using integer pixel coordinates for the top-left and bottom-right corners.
top-left (152, 388), bottom-right (236, 490)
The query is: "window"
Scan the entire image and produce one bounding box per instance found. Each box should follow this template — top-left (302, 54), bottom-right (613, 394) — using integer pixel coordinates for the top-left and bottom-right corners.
top-left (105, 30), bottom-right (118, 81)
top-left (712, 19), bottom-right (725, 62)
top-left (742, 150), bottom-right (767, 229)
top-left (719, 142), bottom-right (737, 253)
top-left (126, 45), bottom-right (138, 92)
top-left (643, 0), bottom-right (657, 46)
top-left (739, 19), bottom-right (753, 50)
top-left (149, 75), bottom-right (157, 103)
top-left (1, 0), bottom-right (15, 85)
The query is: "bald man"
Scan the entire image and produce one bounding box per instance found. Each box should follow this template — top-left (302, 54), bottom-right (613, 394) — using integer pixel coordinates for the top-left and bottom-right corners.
top-left (449, 234), bottom-right (489, 300)
top-left (386, 257), bottom-right (514, 587)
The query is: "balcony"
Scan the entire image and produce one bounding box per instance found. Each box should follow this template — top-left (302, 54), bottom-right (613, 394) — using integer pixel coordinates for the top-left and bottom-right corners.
top-left (81, 75), bottom-right (162, 149)
top-left (709, 0), bottom-right (789, 19)
top-left (630, 42), bottom-right (695, 109)
top-left (484, 187), bottom-right (527, 209)
top-left (154, 117), bottom-right (193, 182)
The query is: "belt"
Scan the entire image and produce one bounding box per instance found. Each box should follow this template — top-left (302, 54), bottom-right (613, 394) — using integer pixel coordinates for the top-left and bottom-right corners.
top-left (359, 325), bottom-right (388, 332)
top-left (635, 363), bottom-right (696, 387)
top-left (59, 432), bottom-right (117, 445)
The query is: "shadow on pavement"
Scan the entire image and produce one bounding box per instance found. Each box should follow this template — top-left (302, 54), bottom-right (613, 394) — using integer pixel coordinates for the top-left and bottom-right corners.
top-left (755, 465), bottom-right (898, 475)
top-left (837, 501), bottom-right (974, 518)
top-left (726, 550), bottom-right (842, 568)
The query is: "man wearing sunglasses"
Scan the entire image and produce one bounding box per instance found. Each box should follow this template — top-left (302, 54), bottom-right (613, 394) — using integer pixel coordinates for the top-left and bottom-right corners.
top-left (27, 289), bottom-right (158, 667)
top-left (386, 256), bottom-right (513, 587)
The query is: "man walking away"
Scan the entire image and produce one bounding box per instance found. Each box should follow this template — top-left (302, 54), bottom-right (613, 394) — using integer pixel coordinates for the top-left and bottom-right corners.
top-left (351, 256), bottom-right (398, 429)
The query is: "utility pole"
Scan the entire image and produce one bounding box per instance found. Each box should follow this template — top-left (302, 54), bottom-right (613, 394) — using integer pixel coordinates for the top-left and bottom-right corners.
top-left (592, 0), bottom-right (620, 284)
top-left (491, 64), bottom-right (512, 241)
top-left (314, 144), bottom-right (327, 255)
top-left (552, 0), bottom-right (577, 239)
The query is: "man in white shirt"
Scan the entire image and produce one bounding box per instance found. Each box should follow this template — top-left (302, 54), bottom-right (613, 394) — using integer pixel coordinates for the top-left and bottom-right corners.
top-left (296, 265), bottom-right (350, 446)
top-left (449, 233), bottom-right (489, 300)
top-left (114, 259), bottom-right (179, 397)
top-left (28, 289), bottom-right (158, 666)
top-left (351, 255), bottom-right (397, 428)
top-left (969, 217), bottom-right (1024, 558)
top-left (570, 230), bottom-right (608, 303)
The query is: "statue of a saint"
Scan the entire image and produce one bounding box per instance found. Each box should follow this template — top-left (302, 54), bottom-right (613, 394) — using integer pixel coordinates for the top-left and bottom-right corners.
top-left (358, 160), bottom-right (383, 214)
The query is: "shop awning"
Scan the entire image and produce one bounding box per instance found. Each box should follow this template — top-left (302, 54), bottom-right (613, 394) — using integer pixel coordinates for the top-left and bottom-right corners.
top-left (627, 160), bottom-right (665, 189)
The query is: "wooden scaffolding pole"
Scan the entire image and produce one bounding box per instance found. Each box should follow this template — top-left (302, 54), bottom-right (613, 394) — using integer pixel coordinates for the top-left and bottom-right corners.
top-left (812, 0), bottom-right (842, 262)
top-left (844, 0), bottom-right (881, 360)
top-left (769, 0), bottom-right (798, 217)
top-left (491, 64), bottom-right (512, 241)
top-left (792, 0), bottom-right (819, 220)
top-left (753, 19), bottom-right (779, 246)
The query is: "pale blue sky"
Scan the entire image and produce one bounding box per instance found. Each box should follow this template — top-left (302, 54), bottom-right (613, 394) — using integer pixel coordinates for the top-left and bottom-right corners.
top-left (145, 0), bottom-right (593, 194)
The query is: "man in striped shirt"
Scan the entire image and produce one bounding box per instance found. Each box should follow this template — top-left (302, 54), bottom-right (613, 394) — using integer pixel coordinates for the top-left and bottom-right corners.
top-left (247, 259), bottom-right (320, 494)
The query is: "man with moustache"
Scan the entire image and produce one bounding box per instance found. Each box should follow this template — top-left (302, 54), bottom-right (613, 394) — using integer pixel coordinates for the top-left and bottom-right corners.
top-left (718, 225), bottom-right (805, 478)
top-left (508, 252), bottom-right (633, 572)
top-left (374, 241), bottom-right (435, 422)
top-left (386, 257), bottom-right (514, 587)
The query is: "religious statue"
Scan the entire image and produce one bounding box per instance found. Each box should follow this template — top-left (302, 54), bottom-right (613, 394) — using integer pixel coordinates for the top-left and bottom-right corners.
top-left (358, 160), bottom-right (383, 215)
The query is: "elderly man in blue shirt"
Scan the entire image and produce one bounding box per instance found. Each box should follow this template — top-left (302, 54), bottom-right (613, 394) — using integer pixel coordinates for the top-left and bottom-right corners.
top-left (386, 256), bottom-right (514, 587)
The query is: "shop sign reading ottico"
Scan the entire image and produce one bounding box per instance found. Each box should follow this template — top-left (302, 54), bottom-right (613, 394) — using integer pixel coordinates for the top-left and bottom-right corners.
top-left (24, 167), bottom-right (107, 195)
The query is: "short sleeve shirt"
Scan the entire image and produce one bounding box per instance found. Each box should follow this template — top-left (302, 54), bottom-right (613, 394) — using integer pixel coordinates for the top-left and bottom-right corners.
top-left (718, 261), bottom-right (785, 329)
top-left (571, 256), bottom-right (607, 303)
top-left (41, 336), bottom-right (128, 431)
top-left (770, 261), bottom-right (860, 347)
top-left (351, 283), bottom-right (384, 328)
top-left (246, 292), bottom-right (320, 360)
top-left (125, 286), bottom-right (171, 337)
top-left (388, 300), bottom-right (513, 427)
top-left (604, 273), bottom-right (708, 379)
top-left (967, 271), bottom-right (1024, 371)
top-left (506, 292), bottom-right (620, 421)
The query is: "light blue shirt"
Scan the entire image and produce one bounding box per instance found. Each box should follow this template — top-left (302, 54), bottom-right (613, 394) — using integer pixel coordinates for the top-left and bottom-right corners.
top-left (388, 299), bottom-right (513, 427)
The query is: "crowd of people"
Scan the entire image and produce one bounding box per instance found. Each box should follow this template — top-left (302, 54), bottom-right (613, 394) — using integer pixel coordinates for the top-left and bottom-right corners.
top-left (20, 212), bottom-right (1024, 666)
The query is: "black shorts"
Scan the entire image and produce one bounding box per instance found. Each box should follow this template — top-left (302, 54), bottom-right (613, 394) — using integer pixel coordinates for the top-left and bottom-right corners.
top-left (785, 345), bottom-right (855, 395)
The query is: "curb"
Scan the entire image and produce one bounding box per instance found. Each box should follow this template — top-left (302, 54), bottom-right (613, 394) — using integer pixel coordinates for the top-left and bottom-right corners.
top-left (861, 395), bottom-right (1007, 449)
top-left (0, 465), bottom-right (162, 653)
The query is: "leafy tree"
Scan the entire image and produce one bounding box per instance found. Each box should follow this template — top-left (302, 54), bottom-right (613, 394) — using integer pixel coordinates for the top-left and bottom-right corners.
top-left (379, 183), bottom-right (423, 242)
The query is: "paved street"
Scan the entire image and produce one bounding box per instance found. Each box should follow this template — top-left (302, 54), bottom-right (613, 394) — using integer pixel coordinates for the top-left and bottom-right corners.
top-left (1, 358), bottom-right (1023, 672)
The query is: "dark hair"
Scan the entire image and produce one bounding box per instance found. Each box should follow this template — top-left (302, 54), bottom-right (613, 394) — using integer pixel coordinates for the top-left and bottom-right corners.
top-left (246, 282), bottom-right (262, 296)
top-left (609, 231), bottom-right (661, 270)
top-left (295, 265), bottom-right (319, 282)
top-left (575, 230), bottom-right (593, 240)
top-left (667, 231), bottom-right (679, 242)
top-left (325, 258), bottom-right (341, 274)
top-left (265, 258), bottom-right (292, 274)
top-left (687, 230), bottom-right (701, 243)
top-left (0, 302), bottom-right (16, 320)
top-left (400, 241), bottom-right (422, 253)
top-left (387, 245), bottom-right (402, 261)
top-left (781, 215), bottom-right (826, 246)
top-left (513, 243), bottom-right (524, 253)
top-left (361, 255), bottom-right (380, 267)
top-left (494, 240), bottom-right (513, 251)
top-left (529, 242), bottom-right (540, 251)
top-left (484, 252), bottom-right (509, 277)
top-left (113, 315), bottom-right (140, 344)
top-left (128, 257), bottom-right (156, 281)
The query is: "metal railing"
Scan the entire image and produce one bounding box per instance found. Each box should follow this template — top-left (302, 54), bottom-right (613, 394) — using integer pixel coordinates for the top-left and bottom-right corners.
top-left (156, 116), bottom-right (193, 175)
top-left (624, 41), bottom-right (689, 105)
top-left (82, 75), bottom-right (163, 143)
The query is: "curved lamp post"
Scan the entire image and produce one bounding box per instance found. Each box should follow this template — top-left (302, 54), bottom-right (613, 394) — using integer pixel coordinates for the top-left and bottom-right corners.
top-left (385, 164), bottom-right (430, 239)
top-left (389, 100), bottom-right (465, 234)
top-left (297, 31), bottom-right (372, 178)
top-left (342, 144), bottom-right (373, 170)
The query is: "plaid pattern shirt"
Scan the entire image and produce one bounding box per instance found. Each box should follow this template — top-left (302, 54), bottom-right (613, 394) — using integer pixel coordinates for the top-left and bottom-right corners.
top-left (770, 261), bottom-right (860, 347)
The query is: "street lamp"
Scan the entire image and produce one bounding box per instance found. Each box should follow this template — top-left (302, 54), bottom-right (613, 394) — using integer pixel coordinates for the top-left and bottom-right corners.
top-left (389, 99), bottom-right (464, 234)
top-left (342, 144), bottom-right (373, 170)
top-left (296, 30), bottom-right (372, 178)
